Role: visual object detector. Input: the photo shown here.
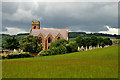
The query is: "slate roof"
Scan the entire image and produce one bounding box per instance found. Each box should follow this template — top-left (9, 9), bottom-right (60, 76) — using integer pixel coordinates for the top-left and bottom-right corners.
top-left (30, 29), bottom-right (68, 40)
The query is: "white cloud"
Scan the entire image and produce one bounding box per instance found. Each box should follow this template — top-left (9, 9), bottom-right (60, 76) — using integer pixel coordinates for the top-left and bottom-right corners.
top-left (98, 25), bottom-right (119, 35)
top-left (2, 27), bottom-right (28, 35)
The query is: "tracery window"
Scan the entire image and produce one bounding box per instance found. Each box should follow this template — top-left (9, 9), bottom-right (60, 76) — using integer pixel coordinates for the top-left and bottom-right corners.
top-left (57, 37), bottom-right (60, 40)
top-left (48, 37), bottom-right (52, 43)
top-left (34, 26), bottom-right (36, 29)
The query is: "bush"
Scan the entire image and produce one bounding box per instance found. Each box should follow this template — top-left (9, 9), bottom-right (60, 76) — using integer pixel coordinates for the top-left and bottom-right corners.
top-left (38, 39), bottom-right (78, 57)
top-left (57, 45), bottom-right (67, 54)
top-left (7, 54), bottom-right (33, 59)
top-left (37, 44), bottom-right (43, 52)
top-left (50, 39), bottom-right (68, 49)
top-left (38, 49), bottom-right (52, 56)
top-left (12, 52), bottom-right (19, 55)
top-left (2, 52), bottom-right (33, 59)
top-left (38, 45), bottom-right (67, 56)
top-left (66, 41), bottom-right (78, 53)
top-left (1, 54), bottom-right (8, 59)
top-left (50, 45), bottom-right (67, 55)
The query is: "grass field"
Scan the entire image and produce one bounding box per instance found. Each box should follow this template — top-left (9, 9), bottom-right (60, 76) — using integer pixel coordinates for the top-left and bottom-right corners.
top-left (2, 45), bottom-right (118, 78)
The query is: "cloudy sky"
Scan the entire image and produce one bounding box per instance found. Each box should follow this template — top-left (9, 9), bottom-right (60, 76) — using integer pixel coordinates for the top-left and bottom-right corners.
top-left (1, 0), bottom-right (119, 35)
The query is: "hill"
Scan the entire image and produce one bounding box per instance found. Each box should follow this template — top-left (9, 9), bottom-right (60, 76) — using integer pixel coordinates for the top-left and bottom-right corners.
top-left (2, 45), bottom-right (118, 78)
top-left (1, 32), bottom-right (120, 48)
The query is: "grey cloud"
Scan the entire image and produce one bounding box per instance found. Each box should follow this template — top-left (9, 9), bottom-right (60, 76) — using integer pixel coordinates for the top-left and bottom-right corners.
top-left (2, 27), bottom-right (7, 31)
top-left (2, 2), bottom-right (19, 14)
top-left (2, 2), bottom-right (118, 34)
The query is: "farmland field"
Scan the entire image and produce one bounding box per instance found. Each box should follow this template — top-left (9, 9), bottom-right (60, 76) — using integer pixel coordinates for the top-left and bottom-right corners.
top-left (2, 45), bottom-right (118, 78)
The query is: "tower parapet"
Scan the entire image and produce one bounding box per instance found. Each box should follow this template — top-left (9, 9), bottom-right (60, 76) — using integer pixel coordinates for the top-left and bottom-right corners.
top-left (32, 21), bottom-right (40, 29)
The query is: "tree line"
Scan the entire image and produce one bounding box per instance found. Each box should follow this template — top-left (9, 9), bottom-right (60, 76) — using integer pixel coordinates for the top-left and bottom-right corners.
top-left (75, 35), bottom-right (112, 49)
top-left (2, 35), bottom-right (113, 55)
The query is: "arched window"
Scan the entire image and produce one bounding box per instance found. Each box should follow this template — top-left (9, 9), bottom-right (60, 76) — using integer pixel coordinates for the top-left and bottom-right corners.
top-left (48, 37), bottom-right (52, 43)
top-left (34, 26), bottom-right (36, 29)
top-left (57, 37), bottom-right (60, 40)
top-left (39, 37), bottom-right (42, 43)
top-left (45, 40), bottom-right (47, 49)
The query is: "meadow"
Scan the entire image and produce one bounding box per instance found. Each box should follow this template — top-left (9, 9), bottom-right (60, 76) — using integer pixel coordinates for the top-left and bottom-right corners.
top-left (2, 45), bottom-right (118, 78)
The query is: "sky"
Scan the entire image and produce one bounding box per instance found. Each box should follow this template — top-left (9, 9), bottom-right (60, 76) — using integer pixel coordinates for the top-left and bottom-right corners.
top-left (1, 0), bottom-right (119, 35)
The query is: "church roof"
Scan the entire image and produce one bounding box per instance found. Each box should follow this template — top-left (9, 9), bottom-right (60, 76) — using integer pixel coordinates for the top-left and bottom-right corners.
top-left (30, 28), bottom-right (68, 40)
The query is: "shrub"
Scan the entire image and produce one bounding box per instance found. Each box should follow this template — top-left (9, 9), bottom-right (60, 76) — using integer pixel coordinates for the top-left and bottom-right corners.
top-left (20, 52), bottom-right (25, 54)
top-left (7, 54), bottom-right (33, 59)
top-left (57, 45), bottom-right (67, 54)
top-left (51, 45), bottom-right (67, 55)
top-left (50, 39), bottom-right (68, 49)
top-left (38, 44), bottom-right (67, 56)
top-left (50, 47), bottom-right (59, 55)
top-left (2, 54), bottom-right (8, 59)
top-left (38, 49), bottom-right (52, 56)
top-left (66, 41), bottom-right (78, 53)
top-left (37, 44), bottom-right (43, 52)
top-left (2, 52), bottom-right (33, 59)
top-left (12, 52), bottom-right (19, 55)
top-left (44, 49), bottom-right (52, 55)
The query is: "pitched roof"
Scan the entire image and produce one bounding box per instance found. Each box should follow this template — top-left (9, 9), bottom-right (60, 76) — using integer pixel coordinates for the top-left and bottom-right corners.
top-left (30, 28), bottom-right (68, 40)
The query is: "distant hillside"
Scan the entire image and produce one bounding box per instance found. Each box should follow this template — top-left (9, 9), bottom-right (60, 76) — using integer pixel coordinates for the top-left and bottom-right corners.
top-left (1, 32), bottom-right (120, 48)
top-left (1, 32), bottom-right (120, 41)
top-left (69, 32), bottom-right (120, 38)
top-left (1, 33), bottom-right (29, 49)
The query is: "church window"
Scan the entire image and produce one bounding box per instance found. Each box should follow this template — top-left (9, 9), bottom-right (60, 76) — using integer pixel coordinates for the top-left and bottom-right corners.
top-left (34, 26), bottom-right (36, 29)
top-left (48, 37), bottom-right (52, 43)
top-left (57, 37), bottom-right (60, 40)
top-left (45, 40), bottom-right (47, 49)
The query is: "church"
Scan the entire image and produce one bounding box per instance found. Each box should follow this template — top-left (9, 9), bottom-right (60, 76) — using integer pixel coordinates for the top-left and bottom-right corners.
top-left (30, 21), bottom-right (69, 50)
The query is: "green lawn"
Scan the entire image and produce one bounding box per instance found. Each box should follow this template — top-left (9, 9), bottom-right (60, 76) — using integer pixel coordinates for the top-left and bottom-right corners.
top-left (2, 45), bottom-right (118, 78)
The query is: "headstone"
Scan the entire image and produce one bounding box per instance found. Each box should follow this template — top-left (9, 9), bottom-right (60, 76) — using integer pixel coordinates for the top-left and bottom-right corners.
top-left (86, 46), bottom-right (87, 51)
top-left (21, 50), bottom-right (23, 52)
top-left (19, 49), bottom-right (21, 52)
top-left (78, 47), bottom-right (80, 50)
top-left (91, 46), bottom-right (93, 49)
top-left (14, 49), bottom-right (17, 52)
top-left (98, 44), bottom-right (99, 48)
top-left (89, 46), bottom-right (91, 50)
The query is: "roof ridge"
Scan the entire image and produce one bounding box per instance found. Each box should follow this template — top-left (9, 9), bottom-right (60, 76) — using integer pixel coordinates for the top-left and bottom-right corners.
top-left (32, 28), bottom-right (68, 30)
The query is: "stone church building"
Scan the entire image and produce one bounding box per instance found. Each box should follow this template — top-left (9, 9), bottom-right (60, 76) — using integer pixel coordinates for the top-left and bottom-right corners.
top-left (30, 21), bottom-right (69, 50)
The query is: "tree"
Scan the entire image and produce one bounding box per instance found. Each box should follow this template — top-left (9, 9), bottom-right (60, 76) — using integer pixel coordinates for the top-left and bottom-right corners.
top-left (4, 37), bottom-right (19, 50)
top-left (98, 37), bottom-right (104, 47)
top-left (75, 36), bottom-right (83, 47)
top-left (85, 37), bottom-right (91, 49)
top-left (37, 44), bottom-right (43, 52)
top-left (50, 39), bottom-right (68, 49)
top-left (20, 35), bottom-right (41, 53)
top-left (118, 40), bottom-right (120, 44)
top-left (66, 41), bottom-right (78, 53)
top-left (91, 35), bottom-right (98, 47)
top-left (82, 38), bottom-right (86, 48)
top-left (104, 38), bottom-right (112, 46)
top-left (101, 42), bottom-right (105, 48)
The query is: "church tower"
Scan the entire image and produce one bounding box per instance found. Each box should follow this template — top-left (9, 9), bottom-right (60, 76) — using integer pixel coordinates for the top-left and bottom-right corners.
top-left (32, 21), bottom-right (40, 29)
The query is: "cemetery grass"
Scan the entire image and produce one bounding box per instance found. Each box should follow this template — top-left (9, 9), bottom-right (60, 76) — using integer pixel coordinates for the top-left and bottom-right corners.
top-left (2, 45), bottom-right (118, 78)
